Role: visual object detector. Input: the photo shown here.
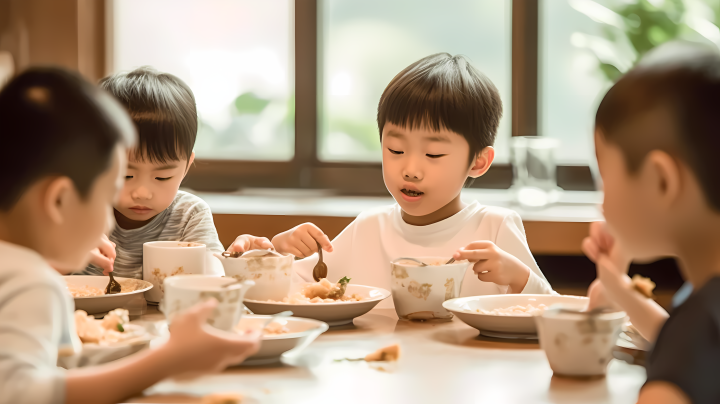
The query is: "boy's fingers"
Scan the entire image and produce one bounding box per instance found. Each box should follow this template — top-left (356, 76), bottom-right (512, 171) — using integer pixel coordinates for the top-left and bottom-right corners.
top-left (189, 298), bottom-right (219, 323)
top-left (582, 237), bottom-right (599, 263)
top-left (454, 249), bottom-right (493, 261)
top-left (285, 247), bottom-right (305, 258)
top-left (306, 226), bottom-right (333, 252)
top-left (298, 233), bottom-right (318, 256)
top-left (255, 237), bottom-right (274, 250)
top-left (227, 236), bottom-right (250, 253)
top-left (460, 240), bottom-right (495, 251)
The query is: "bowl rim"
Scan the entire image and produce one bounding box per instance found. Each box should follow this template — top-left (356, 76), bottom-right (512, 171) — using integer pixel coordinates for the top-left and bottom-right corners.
top-left (442, 294), bottom-right (589, 316)
top-left (64, 275), bottom-right (153, 299)
top-left (244, 284), bottom-right (391, 306)
top-left (239, 314), bottom-right (330, 340)
top-left (143, 240), bottom-right (206, 249)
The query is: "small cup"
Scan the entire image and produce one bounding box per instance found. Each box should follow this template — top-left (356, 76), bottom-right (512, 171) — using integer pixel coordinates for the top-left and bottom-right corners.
top-left (161, 275), bottom-right (255, 331)
top-left (215, 251), bottom-right (294, 301)
top-left (535, 308), bottom-right (626, 378)
top-left (143, 241), bottom-right (206, 304)
top-left (390, 257), bottom-right (471, 320)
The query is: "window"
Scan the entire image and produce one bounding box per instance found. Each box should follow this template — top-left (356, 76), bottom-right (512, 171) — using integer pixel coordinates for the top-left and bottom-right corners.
top-left (111, 0), bottom-right (294, 161)
top-left (318, 0), bottom-right (513, 163)
top-left (540, 0), bottom-right (720, 164)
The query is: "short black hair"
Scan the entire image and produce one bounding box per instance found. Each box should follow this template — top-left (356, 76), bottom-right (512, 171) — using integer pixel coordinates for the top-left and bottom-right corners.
top-left (0, 67), bottom-right (135, 211)
top-left (596, 41), bottom-right (720, 211)
top-left (99, 66), bottom-right (197, 163)
top-left (377, 53), bottom-right (503, 163)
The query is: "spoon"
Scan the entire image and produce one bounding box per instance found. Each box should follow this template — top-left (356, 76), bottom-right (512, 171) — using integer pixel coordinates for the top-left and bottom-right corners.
top-left (261, 310), bottom-right (293, 328)
top-left (445, 258), bottom-right (456, 264)
top-left (105, 271), bottom-right (122, 295)
top-left (393, 257), bottom-right (428, 267)
top-left (312, 241), bottom-right (328, 282)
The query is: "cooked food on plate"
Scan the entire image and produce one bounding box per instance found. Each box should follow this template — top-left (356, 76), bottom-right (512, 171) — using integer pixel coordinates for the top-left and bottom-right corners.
top-left (365, 344), bottom-right (401, 362)
top-left (267, 277), bottom-right (364, 304)
top-left (68, 278), bottom-right (146, 298)
top-left (74, 309), bottom-right (144, 345)
top-left (475, 303), bottom-right (548, 316)
top-left (263, 321), bottom-right (290, 335)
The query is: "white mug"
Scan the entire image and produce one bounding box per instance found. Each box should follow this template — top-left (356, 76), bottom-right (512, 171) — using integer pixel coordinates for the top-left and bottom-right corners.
top-left (535, 308), bottom-right (626, 377)
top-left (161, 275), bottom-right (254, 331)
top-left (143, 241), bottom-right (206, 304)
top-left (390, 257), bottom-right (470, 320)
top-left (215, 251), bottom-right (294, 301)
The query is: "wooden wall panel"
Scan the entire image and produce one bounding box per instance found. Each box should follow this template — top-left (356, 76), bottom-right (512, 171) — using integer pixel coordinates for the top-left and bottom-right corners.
top-left (213, 214), bottom-right (589, 255)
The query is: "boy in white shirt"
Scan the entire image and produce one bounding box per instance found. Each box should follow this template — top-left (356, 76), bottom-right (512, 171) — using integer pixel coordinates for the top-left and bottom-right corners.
top-left (0, 67), bottom-right (259, 404)
top-left (263, 53), bottom-right (553, 303)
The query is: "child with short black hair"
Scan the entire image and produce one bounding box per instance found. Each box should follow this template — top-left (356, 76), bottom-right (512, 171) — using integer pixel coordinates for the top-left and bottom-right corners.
top-left (0, 67), bottom-right (259, 404)
top-left (263, 53), bottom-right (553, 300)
top-left (85, 66), bottom-right (269, 277)
top-left (583, 41), bottom-right (720, 404)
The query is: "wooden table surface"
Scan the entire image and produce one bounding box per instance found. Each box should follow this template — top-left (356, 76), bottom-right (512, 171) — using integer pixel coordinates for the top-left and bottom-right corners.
top-left (127, 307), bottom-right (646, 404)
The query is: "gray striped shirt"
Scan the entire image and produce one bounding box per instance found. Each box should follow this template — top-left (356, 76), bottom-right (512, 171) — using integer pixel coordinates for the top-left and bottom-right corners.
top-left (83, 191), bottom-right (224, 279)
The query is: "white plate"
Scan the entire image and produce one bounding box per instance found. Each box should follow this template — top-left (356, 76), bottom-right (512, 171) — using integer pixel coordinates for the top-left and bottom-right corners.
top-left (443, 294), bottom-right (589, 336)
top-left (243, 284), bottom-right (391, 326)
top-left (57, 323), bottom-right (157, 369)
top-left (234, 315), bottom-right (329, 365)
top-left (65, 276), bottom-right (153, 315)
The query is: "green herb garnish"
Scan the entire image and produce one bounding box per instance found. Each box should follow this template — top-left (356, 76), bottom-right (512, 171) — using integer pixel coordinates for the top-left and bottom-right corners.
top-left (339, 276), bottom-right (351, 285)
top-left (117, 323), bottom-right (125, 332)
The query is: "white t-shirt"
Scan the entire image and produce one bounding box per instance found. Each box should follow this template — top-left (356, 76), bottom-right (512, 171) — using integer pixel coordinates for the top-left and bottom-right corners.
top-left (0, 240), bottom-right (80, 404)
top-left (294, 201), bottom-right (554, 308)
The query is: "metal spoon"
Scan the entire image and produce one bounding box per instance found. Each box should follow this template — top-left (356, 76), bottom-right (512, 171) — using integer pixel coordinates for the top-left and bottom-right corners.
top-left (312, 241), bottom-right (328, 281)
top-left (393, 257), bottom-right (428, 267)
top-left (105, 271), bottom-right (121, 295)
top-left (262, 310), bottom-right (293, 328)
top-left (445, 258), bottom-right (456, 264)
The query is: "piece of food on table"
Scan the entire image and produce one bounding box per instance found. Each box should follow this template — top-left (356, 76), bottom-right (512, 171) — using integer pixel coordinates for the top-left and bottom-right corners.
top-left (74, 309), bottom-right (131, 344)
top-left (202, 392), bottom-right (243, 404)
top-left (631, 274), bottom-right (656, 298)
top-left (365, 344), bottom-right (401, 362)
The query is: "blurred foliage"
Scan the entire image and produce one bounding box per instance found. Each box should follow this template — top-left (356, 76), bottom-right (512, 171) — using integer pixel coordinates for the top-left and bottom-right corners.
top-left (234, 92), bottom-right (271, 115)
top-left (572, 0), bottom-right (720, 82)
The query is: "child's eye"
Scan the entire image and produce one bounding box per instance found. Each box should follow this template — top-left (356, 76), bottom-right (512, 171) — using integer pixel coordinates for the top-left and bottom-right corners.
top-left (155, 177), bottom-right (172, 181)
top-left (426, 154), bottom-right (446, 159)
top-left (388, 148), bottom-right (404, 155)
top-left (125, 176), bottom-right (133, 180)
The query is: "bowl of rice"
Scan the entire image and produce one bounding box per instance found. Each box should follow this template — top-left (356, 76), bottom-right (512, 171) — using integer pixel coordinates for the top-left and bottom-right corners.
top-left (64, 275), bottom-right (153, 315)
top-left (443, 294), bottom-right (589, 337)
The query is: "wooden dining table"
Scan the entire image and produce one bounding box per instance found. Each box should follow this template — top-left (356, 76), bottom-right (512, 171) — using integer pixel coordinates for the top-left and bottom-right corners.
top-left (127, 307), bottom-right (646, 404)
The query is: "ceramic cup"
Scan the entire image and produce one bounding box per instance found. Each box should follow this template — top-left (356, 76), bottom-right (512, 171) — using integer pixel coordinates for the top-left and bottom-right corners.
top-left (161, 275), bottom-right (255, 331)
top-left (390, 257), bottom-right (471, 320)
top-left (143, 241), bottom-right (206, 304)
top-left (215, 251), bottom-right (294, 301)
top-left (535, 308), bottom-right (626, 377)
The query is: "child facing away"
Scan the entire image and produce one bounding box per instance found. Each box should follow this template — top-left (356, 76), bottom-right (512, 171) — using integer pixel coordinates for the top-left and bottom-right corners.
top-left (84, 66), bottom-right (270, 278)
top-left (248, 53), bottom-right (554, 301)
top-left (582, 41), bottom-right (720, 404)
top-left (0, 68), bottom-right (260, 404)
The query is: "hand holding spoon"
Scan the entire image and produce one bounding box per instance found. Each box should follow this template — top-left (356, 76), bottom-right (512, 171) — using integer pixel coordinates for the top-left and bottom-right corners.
top-left (105, 271), bottom-right (121, 295)
top-left (312, 241), bottom-right (328, 282)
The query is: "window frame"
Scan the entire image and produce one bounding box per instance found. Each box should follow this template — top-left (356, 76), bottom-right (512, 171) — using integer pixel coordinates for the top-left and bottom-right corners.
top-left (106, 0), bottom-right (595, 195)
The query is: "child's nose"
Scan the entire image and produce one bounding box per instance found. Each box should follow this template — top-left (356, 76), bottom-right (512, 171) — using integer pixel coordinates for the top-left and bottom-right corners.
top-left (402, 158), bottom-right (423, 181)
top-left (131, 185), bottom-right (152, 200)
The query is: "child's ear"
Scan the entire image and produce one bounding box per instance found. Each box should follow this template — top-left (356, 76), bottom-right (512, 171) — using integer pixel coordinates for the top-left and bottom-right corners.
top-left (43, 176), bottom-right (75, 225)
top-left (645, 150), bottom-right (681, 209)
top-left (183, 152), bottom-right (196, 176)
top-left (468, 147), bottom-right (495, 178)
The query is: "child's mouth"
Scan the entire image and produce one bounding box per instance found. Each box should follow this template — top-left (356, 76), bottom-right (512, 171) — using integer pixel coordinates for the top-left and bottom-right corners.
top-left (400, 188), bottom-right (425, 199)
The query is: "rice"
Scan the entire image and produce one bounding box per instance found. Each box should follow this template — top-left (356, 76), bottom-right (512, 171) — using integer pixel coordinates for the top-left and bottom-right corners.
top-left (475, 303), bottom-right (548, 316)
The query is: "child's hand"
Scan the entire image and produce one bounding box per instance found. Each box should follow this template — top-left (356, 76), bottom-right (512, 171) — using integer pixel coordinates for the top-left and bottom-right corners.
top-left (453, 241), bottom-right (531, 293)
top-left (226, 234), bottom-right (274, 254)
top-left (89, 235), bottom-right (116, 275)
top-left (582, 221), bottom-right (631, 273)
top-left (271, 223), bottom-right (333, 258)
top-left (164, 299), bottom-right (261, 374)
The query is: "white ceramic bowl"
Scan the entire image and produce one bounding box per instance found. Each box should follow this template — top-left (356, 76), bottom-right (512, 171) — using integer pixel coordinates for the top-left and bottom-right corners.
top-left (243, 284), bottom-right (391, 326)
top-left (215, 252), bottom-right (294, 301)
top-left (143, 241), bottom-right (207, 303)
top-left (443, 294), bottom-right (589, 337)
top-left (65, 276), bottom-right (153, 315)
top-left (234, 315), bottom-right (329, 365)
top-left (390, 257), bottom-right (471, 320)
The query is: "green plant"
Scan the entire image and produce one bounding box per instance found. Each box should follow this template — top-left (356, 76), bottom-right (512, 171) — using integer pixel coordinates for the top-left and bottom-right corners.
top-left (571, 0), bottom-right (720, 82)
